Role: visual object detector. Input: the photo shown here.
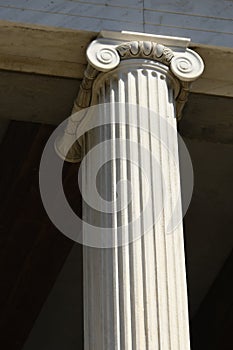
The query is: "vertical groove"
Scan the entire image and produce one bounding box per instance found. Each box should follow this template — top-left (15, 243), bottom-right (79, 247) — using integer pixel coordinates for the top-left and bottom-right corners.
top-left (147, 70), bottom-right (161, 350)
top-left (136, 69), bottom-right (148, 349)
top-left (128, 70), bottom-right (143, 350)
top-left (137, 69), bottom-right (153, 349)
top-left (99, 83), bottom-right (106, 350)
top-left (157, 71), bottom-right (172, 350)
top-left (116, 73), bottom-right (133, 350)
top-left (98, 84), bottom-right (106, 350)
top-left (166, 84), bottom-right (181, 350)
top-left (166, 84), bottom-right (190, 349)
top-left (111, 78), bottom-right (121, 350)
top-left (162, 77), bottom-right (178, 350)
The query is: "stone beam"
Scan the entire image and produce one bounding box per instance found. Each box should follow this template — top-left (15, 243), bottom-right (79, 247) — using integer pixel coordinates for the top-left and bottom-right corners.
top-left (0, 21), bottom-right (230, 98)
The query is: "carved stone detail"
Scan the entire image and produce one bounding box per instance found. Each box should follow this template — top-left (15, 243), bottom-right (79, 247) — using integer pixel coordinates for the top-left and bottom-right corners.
top-left (73, 64), bottom-right (99, 111)
top-left (76, 39), bottom-right (204, 119)
top-left (55, 37), bottom-right (204, 162)
top-left (176, 81), bottom-right (190, 120)
top-left (55, 63), bottom-right (99, 162)
top-left (170, 49), bottom-right (204, 82)
top-left (116, 40), bottom-right (174, 65)
top-left (87, 40), bottom-right (120, 71)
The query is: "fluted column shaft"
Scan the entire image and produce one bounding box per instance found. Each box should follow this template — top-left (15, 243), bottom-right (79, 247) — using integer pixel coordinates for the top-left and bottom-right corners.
top-left (83, 60), bottom-right (189, 350)
top-left (55, 33), bottom-right (204, 350)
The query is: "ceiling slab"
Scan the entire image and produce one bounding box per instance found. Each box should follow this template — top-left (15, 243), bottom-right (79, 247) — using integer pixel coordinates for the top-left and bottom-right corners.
top-left (0, 20), bottom-right (232, 97)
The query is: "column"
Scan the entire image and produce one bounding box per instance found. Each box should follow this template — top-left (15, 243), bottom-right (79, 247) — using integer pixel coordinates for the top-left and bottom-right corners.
top-left (56, 32), bottom-right (204, 350)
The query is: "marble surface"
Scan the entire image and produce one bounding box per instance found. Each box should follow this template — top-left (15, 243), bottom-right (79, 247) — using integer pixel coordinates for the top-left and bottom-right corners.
top-left (0, 0), bottom-right (232, 47)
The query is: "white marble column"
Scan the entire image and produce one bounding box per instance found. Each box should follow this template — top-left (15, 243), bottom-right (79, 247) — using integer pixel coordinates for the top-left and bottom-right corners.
top-left (56, 32), bottom-right (204, 350)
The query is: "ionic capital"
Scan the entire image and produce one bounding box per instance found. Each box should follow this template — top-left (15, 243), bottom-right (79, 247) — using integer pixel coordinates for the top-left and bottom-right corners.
top-left (77, 36), bottom-right (204, 116)
top-left (55, 31), bottom-right (204, 163)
